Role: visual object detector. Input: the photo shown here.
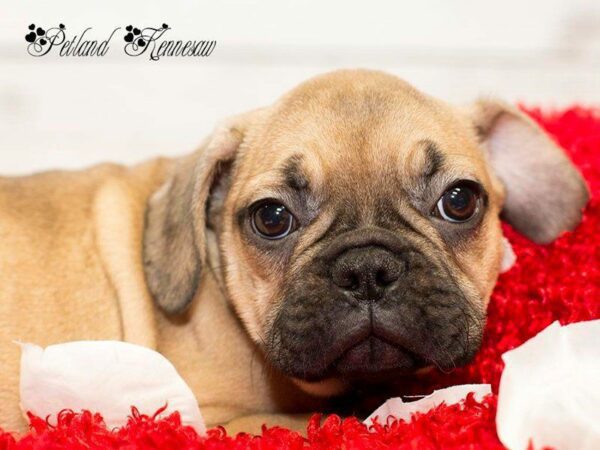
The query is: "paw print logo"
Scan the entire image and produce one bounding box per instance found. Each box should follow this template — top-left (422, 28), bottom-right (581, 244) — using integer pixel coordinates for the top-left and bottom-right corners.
top-left (123, 23), bottom-right (169, 57)
top-left (124, 24), bottom-right (146, 47)
top-left (25, 24), bottom-right (46, 45)
top-left (25, 23), bottom-right (64, 47)
top-left (25, 23), bottom-right (66, 57)
top-left (124, 23), bottom-right (168, 47)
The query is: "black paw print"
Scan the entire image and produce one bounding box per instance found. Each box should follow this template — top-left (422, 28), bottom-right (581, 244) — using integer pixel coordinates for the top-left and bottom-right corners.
top-left (25, 23), bottom-right (64, 47)
top-left (25, 23), bottom-right (47, 44)
top-left (124, 25), bottom-right (148, 46)
top-left (25, 23), bottom-right (36, 42)
top-left (124, 25), bottom-right (140, 41)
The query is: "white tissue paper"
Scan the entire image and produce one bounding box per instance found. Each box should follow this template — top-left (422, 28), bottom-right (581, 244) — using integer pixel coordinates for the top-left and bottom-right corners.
top-left (364, 384), bottom-right (491, 427)
top-left (496, 320), bottom-right (600, 450)
top-left (19, 340), bottom-right (205, 434)
top-left (501, 236), bottom-right (516, 273)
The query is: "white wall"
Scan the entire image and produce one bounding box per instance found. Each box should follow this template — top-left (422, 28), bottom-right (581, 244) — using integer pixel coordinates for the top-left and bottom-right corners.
top-left (1, 0), bottom-right (599, 174)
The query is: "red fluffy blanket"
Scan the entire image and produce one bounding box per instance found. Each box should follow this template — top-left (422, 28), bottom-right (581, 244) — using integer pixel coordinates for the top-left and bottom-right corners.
top-left (1, 107), bottom-right (598, 449)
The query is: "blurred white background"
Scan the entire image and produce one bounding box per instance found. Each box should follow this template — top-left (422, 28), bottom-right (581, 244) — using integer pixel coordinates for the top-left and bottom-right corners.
top-left (0, 0), bottom-right (599, 174)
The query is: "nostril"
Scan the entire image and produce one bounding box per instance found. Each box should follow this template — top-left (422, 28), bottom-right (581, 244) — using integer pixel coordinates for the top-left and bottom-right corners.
top-left (375, 267), bottom-right (398, 287)
top-left (375, 269), bottom-right (387, 287)
top-left (332, 269), bottom-right (360, 291)
top-left (347, 273), bottom-right (360, 290)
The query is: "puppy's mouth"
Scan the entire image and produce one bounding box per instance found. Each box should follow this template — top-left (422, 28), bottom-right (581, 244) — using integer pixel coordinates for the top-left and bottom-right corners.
top-left (300, 315), bottom-right (432, 382)
top-left (267, 290), bottom-right (483, 383)
top-left (334, 334), bottom-right (427, 381)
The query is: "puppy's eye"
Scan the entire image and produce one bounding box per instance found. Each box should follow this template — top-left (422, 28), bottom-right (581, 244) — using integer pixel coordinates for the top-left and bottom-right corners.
top-left (251, 201), bottom-right (296, 239)
top-left (436, 181), bottom-right (480, 223)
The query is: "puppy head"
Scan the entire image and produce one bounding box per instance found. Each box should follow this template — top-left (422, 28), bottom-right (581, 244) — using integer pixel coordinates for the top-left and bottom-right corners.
top-left (144, 70), bottom-right (588, 391)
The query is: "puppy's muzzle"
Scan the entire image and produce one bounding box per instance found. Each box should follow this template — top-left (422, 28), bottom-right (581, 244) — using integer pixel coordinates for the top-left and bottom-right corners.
top-left (268, 229), bottom-right (484, 382)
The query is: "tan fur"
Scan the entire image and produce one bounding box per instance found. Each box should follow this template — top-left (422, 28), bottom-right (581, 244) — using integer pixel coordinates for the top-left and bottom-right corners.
top-left (0, 70), bottom-right (587, 435)
top-left (0, 161), bottom-right (168, 431)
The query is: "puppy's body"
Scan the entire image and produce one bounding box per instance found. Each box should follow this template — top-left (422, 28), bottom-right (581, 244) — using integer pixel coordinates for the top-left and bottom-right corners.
top-left (0, 161), bottom-right (163, 431)
top-left (0, 160), bottom-right (321, 432)
top-left (0, 70), bottom-right (588, 433)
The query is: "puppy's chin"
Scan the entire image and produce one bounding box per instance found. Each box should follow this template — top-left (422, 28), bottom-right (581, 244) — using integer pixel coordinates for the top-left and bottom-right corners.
top-left (291, 377), bottom-right (349, 397)
top-left (290, 365), bottom-right (436, 399)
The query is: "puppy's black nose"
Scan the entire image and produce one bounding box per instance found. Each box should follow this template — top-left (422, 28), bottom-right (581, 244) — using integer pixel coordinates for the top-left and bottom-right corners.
top-left (331, 246), bottom-right (402, 300)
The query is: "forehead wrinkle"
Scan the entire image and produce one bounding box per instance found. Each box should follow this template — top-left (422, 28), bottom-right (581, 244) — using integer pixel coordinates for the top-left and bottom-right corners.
top-left (234, 147), bottom-right (319, 197)
top-left (281, 150), bottom-right (325, 215)
top-left (420, 139), bottom-right (445, 181)
top-left (282, 154), bottom-right (309, 191)
top-left (401, 139), bottom-right (445, 185)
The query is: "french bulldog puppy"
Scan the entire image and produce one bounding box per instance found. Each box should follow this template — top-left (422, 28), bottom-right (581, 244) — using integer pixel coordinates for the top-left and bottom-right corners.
top-left (0, 70), bottom-right (588, 433)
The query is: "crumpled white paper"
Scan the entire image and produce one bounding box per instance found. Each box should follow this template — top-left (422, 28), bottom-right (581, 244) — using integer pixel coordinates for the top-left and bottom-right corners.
top-left (501, 236), bottom-right (516, 273)
top-left (496, 320), bottom-right (600, 450)
top-left (19, 340), bottom-right (205, 434)
top-left (364, 384), bottom-right (491, 427)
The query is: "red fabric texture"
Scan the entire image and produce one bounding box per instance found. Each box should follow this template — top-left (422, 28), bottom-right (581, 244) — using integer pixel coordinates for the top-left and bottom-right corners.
top-left (0, 106), bottom-right (598, 449)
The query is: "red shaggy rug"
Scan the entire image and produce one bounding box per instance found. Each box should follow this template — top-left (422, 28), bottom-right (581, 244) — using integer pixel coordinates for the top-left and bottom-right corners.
top-left (1, 106), bottom-right (598, 449)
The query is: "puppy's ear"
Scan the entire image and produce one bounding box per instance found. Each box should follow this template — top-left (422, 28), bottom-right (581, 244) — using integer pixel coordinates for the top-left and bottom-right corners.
top-left (468, 99), bottom-right (589, 243)
top-left (143, 111), bottom-right (256, 314)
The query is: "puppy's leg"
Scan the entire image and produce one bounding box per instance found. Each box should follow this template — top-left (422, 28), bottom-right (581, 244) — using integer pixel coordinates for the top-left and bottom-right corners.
top-left (0, 387), bottom-right (28, 434)
top-left (223, 413), bottom-right (312, 436)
